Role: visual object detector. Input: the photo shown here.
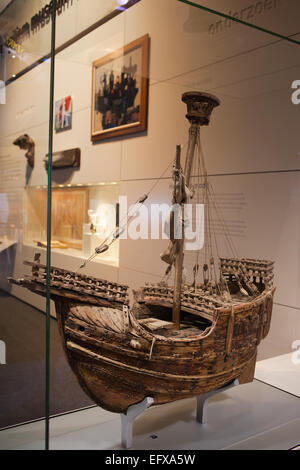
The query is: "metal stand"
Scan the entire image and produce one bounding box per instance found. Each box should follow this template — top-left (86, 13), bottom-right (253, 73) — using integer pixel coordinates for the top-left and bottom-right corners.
top-left (196, 379), bottom-right (239, 424)
top-left (121, 397), bottom-right (154, 449)
top-left (120, 379), bottom-right (239, 449)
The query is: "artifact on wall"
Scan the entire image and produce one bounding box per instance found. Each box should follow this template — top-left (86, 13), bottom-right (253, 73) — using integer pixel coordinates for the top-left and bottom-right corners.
top-left (91, 34), bottom-right (149, 142)
top-left (44, 148), bottom-right (81, 170)
top-left (10, 92), bottom-right (275, 418)
top-left (55, 96), bottom-right (72, 132)
top-left (13, 134), bottom-right (35, 168)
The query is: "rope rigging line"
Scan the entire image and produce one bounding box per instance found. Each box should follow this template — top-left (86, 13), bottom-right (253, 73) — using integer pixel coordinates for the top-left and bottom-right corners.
top-left (77, 142), bottom-right (189, 272)
top-left (185, 131), bottom-right (239, 294)
top-left (157, 126), bottom-right (250, 299)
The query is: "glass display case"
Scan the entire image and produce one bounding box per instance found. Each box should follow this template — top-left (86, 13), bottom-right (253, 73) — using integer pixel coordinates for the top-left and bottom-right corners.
top-left (0, 0), bottom-right (52, 447)
top-left (0, 0), bottom-right (299, 452)
top-left (24, 183), bottom-right (120, 266)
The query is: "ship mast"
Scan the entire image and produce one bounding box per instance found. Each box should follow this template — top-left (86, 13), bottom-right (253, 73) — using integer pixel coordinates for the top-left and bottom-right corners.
top-left (171, 92), bottom-right (220, 330)
top-left (172, 145), bottom-right (185, 330)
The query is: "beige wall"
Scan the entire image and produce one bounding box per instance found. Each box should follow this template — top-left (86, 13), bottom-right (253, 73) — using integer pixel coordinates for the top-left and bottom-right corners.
top-left (0, 0), bottom-right (299, 358)
top-left (2, 0), bottom-right (123, 78)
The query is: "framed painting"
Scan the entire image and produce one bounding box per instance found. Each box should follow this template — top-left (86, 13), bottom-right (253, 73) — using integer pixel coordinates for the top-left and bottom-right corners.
top-left (91, 34), bottom-right (149, 142)
top-left (55, 96), bottom-right (72, 132)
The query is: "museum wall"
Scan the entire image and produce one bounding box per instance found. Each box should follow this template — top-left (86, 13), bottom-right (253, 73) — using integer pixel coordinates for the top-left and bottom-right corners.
top-left (1, 0), bottom-right (127, 78)
top-left (0, 0), bottom-right (299, 357)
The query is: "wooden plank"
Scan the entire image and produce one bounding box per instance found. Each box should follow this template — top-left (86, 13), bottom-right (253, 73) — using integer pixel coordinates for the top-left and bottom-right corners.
top-left (144, 299), bottom-right (214, 322)
top-left (226, 307), bottom-right (235, 357)
top-left (23, 260), bottom-right (128, 290)
top-left (139, 318), bottom-right (173, 331)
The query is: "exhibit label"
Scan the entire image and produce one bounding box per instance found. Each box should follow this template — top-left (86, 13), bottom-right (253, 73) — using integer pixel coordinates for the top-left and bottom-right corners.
top-left (208, 0), bottom-right (284, 35)
top-left (9, 0), bottom-right (74, 45)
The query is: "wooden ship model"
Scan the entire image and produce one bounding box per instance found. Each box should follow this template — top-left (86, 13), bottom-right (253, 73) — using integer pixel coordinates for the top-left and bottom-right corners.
top-left (10, 92), bottom-right (275, 414)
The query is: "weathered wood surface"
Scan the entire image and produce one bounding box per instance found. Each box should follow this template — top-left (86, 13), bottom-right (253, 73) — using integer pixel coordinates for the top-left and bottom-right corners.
top-left (53, 286), bottom-right (275, 414)
top-left (9, 258), bottom-right (275, 415)
top-left (10, 277), bottom-right (128, 310)
top-left (10, 259), bottom-right (129, 307)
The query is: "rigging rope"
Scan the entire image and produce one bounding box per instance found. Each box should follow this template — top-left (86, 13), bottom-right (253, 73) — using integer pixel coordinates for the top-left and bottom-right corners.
top-left (77, 142), bottom-right (189, 272)
top-left (183, 128), bottom-right (240, 294)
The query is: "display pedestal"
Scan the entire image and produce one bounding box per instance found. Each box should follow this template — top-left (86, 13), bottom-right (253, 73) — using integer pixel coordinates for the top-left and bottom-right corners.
top-left (121, 397), bottom-right (154, 449)
top-left (120, 378), bottom-right (239, 449)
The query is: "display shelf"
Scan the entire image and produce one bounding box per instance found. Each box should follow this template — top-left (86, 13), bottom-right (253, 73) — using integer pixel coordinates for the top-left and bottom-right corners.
top-left (1, 380), bottom-right (299, 450)
top-left (22, 241), bottom-right (119, 268)
top-left (0, 238), bottom-right (17, 253)
top-left (255, 353), bottom-right (300, 398)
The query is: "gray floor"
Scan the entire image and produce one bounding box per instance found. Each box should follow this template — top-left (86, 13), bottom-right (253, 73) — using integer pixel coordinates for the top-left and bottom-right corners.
top-left (1, 380), bottom-right (299, 450)
top-left (0, 290), bottom-right (93, 429)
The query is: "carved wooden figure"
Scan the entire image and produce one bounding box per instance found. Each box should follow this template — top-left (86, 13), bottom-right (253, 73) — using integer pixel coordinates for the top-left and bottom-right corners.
top-left (13, 134), bottom-right (35, 168)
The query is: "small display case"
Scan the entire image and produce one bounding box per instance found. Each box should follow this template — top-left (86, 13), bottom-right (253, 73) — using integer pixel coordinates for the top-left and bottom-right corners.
top-left (24, 183), bottom-right (120, 266)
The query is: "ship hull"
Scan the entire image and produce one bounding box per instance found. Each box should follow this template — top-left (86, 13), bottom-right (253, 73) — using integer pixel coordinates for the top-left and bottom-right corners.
top-left (54, 287), bottom-right (274, 414)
